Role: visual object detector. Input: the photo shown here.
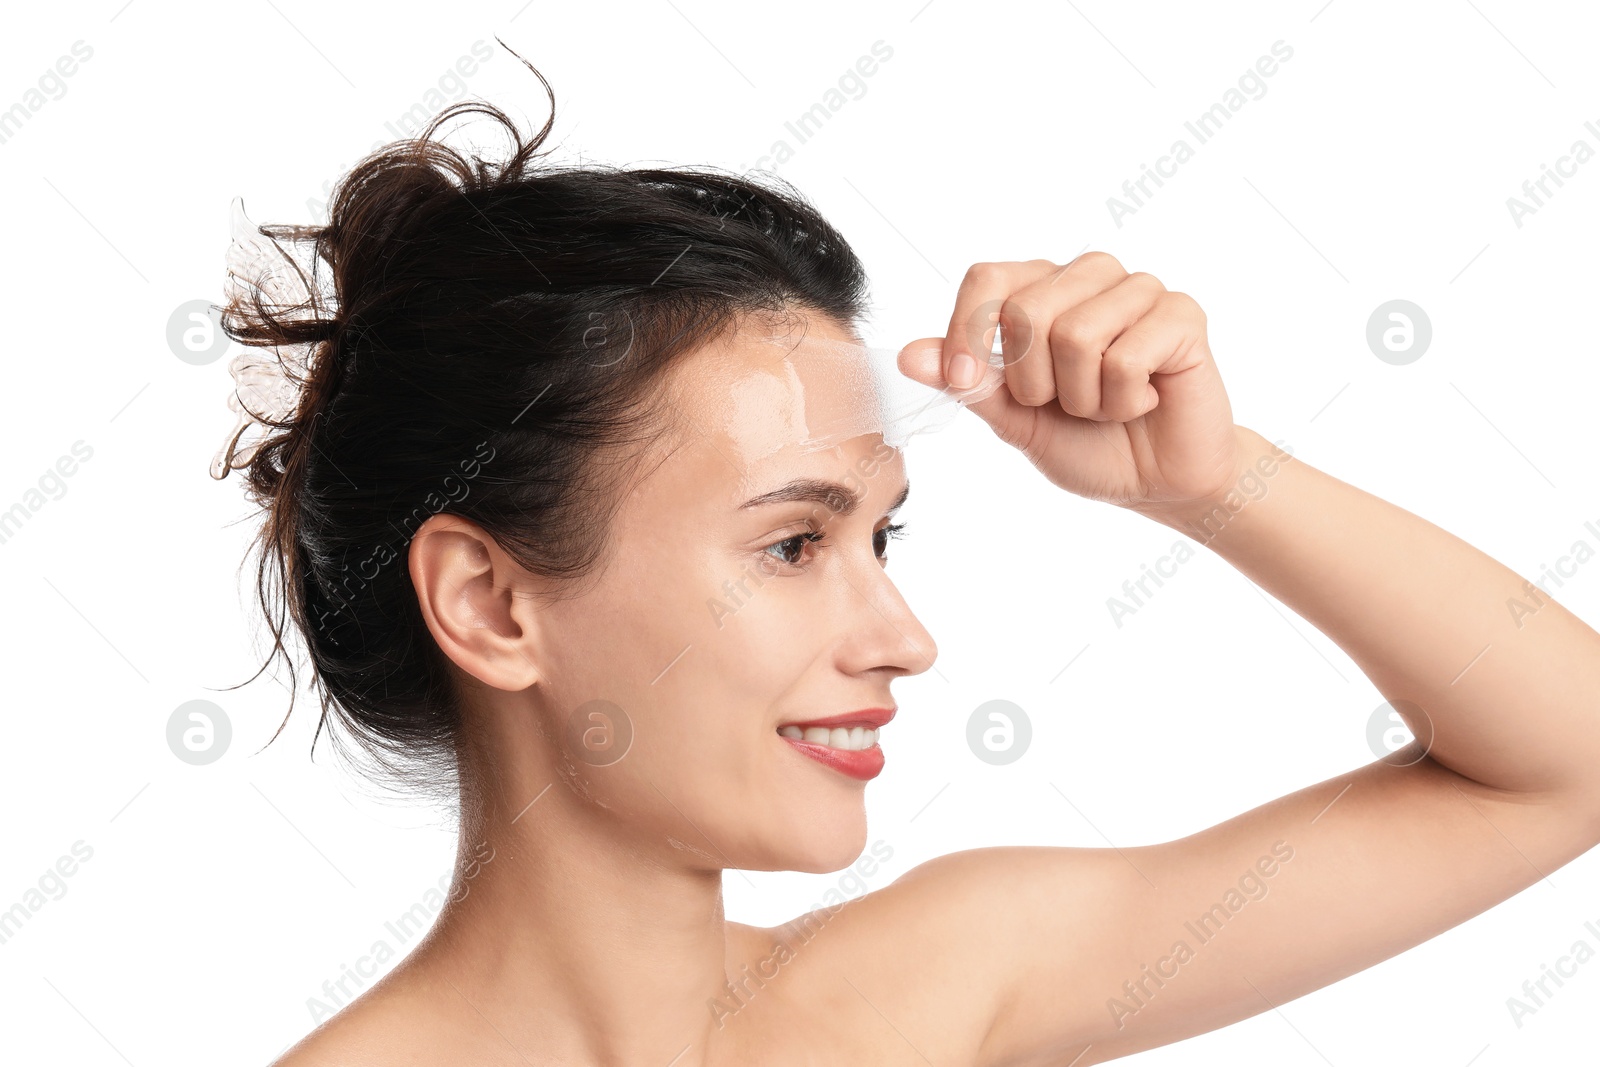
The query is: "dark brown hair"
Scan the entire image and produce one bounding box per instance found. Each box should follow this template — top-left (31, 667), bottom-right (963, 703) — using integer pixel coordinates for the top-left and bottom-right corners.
top-left (216, 46), bottom-right (871, 800)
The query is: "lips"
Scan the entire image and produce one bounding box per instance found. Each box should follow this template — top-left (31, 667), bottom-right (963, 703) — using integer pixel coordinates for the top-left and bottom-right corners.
top-left (777, 707), bottom-right (896, 730)
top-left (776, 707), bottom-right (895, 781)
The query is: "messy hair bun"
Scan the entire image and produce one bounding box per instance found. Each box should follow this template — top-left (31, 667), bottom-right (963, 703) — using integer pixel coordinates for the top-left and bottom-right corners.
top-left (216, 46), bottom-right (871, 802)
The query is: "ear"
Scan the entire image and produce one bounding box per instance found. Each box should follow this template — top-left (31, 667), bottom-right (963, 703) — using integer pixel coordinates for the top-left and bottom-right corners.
top-left (408, 514), bottom-right (542, 692)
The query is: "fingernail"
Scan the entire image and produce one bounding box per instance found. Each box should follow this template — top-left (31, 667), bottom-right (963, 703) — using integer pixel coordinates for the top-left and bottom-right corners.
top-left (948, 352), bottom-right (979, 390)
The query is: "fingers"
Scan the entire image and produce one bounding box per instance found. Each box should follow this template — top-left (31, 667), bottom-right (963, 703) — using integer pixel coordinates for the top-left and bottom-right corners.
top-left (1099, 290), bottom-right (1208, 420)
top-left (918, 252), bottom-right (1205, 426)
top-left (1045, 270), bottom-right (1168, 418)
top-left (1011, 264), bottom-right (1163, 416)
top-left (940, 260), bottom-right (1060, 390)
top-left (895, 339), bottom-right (945, 391)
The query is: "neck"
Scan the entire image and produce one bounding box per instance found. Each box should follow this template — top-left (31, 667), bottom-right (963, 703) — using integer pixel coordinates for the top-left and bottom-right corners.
top-left (403, 745), bottom-right (740, 1064)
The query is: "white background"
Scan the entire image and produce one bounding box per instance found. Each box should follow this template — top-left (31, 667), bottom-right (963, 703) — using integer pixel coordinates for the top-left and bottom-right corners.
top-left (2, 0), bottom-right (1597, 1063)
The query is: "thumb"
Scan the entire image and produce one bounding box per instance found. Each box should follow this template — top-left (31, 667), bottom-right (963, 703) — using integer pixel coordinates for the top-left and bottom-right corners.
top-left (896, 337), bottom-right (1039, 449)
top-left (895, 337), bottom-right (949, 391)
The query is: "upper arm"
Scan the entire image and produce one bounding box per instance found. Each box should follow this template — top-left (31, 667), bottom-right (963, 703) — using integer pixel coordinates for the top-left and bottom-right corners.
top-left (835, 749), bottom-right (1600, 1066)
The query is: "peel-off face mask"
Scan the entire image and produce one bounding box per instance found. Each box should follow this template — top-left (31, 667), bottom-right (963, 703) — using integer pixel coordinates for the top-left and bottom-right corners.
top-left (722, 326), bottom-right (1011, 464)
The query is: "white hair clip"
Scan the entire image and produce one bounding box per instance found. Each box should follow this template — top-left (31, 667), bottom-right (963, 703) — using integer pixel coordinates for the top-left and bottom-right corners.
top-left (209, 197), bottom-right (331, 481)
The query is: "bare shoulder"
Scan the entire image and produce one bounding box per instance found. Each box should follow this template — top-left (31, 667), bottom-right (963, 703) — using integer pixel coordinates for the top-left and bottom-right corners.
top-left (269, 997), bottom-right (399, 1067)
top-left (269, 986), bottom-right (429, 1067)
top-left (267, 960), bottom-right (512, 1067)
top-left (785, 756), bottom-right (1600, 1067)
top-left (746, 846), bottom-right (1114, 1064)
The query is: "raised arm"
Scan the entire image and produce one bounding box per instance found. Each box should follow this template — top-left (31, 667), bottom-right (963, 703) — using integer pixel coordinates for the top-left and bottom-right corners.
top-left (817, 256), bottom-right (1600, 1066)
top-left (1138, 422), bottom-right (1600, 807)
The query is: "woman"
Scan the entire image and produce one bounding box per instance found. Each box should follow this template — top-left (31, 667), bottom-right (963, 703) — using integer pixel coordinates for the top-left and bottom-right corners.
top-left (221, 57), bottom-right (1600, 1067)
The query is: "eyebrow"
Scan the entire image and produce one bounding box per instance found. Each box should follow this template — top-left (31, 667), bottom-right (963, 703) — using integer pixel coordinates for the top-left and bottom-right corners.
top-left (740, 478), bottom-right (910, 519)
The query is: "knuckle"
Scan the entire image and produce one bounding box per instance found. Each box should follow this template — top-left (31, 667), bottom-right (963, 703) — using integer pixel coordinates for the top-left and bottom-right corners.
top-left (1102, 349), bottom-right (1142, 376)
top-left (998, 295), bottom-right (1043, 332)
top-left (962, 261), bottom-right (1005, 287)
top-left (1109, 399), bottom-right (1142, 422)
top-left (1058, 393), bottom-right (1101, 420)
top-left (1075, 250), bottom-right (1125, 275)
top-left (998, 299), bottom-right (1044, 360)
top-left (1162, 290), bottom-right (1205, 321)
top-left (1010, 379), bottom-right (1057, 408)
top-left (1126, 270), bottom-right (1166, 293)
top-left (1050, 312), bottom-right (1100, 352)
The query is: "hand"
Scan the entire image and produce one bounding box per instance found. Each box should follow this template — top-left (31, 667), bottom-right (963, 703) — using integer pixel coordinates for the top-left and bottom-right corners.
top-left (898, 253), bottom-right (1244, 515)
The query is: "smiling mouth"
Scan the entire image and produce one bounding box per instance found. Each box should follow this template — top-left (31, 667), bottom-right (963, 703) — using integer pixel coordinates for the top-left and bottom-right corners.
top-left (775, 720), bottom-right (888, 781)
top-left (774, 706), bottom-right (894, 752)
top-left (776, 724), bottom-right (879, 751)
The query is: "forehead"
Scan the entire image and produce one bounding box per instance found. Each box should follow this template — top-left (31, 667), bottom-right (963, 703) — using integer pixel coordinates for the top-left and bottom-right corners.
top-left (663, 313), bottom-right (894, 487)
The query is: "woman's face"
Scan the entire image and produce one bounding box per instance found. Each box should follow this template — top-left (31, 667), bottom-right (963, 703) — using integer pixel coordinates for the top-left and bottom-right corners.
top-left (526, 312), bottom-right (937, 874)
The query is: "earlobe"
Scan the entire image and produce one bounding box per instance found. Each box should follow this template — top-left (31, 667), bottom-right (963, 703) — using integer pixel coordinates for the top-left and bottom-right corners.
top-left (408, 515), bottom-right (541, 692)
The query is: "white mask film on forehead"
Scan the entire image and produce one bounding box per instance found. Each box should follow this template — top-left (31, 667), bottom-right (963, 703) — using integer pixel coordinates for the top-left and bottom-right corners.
top-left (736, 328), bottom-right (1010, 462)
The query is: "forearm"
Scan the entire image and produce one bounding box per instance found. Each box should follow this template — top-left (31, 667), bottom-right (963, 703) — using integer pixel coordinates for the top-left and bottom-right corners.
top-left (1134, 424), bottom-right (1600, 800)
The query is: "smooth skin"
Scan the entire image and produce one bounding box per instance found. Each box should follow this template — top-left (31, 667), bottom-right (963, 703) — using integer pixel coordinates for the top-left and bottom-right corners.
top-left (275, 253), bottom-right (1600, 1066)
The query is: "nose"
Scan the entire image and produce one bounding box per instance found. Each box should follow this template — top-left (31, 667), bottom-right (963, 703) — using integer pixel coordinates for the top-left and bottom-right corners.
top-left (836, 561), bottom-right (938, 679)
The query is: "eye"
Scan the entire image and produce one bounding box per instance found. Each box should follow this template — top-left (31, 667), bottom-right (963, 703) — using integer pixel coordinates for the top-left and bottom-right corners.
top-left (765, 530), bottom-right (826, 567)
top-left (875, 521), bottom-right (908, 561)
top-left (762, 522), bottom-right (909, 571)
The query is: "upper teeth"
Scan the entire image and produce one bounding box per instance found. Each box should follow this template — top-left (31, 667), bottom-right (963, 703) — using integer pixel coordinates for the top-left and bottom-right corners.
top-left (779, 725), bottom-right (878, 751)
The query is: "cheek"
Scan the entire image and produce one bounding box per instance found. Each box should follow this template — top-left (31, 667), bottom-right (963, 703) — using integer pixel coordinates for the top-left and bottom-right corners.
top-left (640, 571), bottom-right (820, 776)
top-left (547, 543), bottom-right (775, 745)
top-left (560, 518), bottom-right (824, 764)
top-left (698, 570), bottom-right (838, 707)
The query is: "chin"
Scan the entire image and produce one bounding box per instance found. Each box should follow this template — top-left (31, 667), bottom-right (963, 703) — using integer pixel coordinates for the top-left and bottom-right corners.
top-left (762, 805), bottom-right (870, 875)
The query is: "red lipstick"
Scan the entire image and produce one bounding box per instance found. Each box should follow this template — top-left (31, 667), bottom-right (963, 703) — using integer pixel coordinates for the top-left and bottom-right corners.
top-left (777, 707), bottom-right (896, 730)
top-left (777, 707), bottom-right (894, 781)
